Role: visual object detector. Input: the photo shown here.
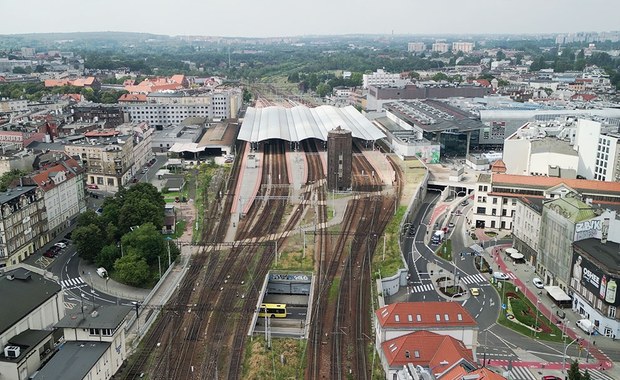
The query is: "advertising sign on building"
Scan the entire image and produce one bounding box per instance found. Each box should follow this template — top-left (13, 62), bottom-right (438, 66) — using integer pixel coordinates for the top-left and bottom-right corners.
top-left (572, 254), bottom-right (619, 307)
top-left (574, 217), bottom-right (603, 241)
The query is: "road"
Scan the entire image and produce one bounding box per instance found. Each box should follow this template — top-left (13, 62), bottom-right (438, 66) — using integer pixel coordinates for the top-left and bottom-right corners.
top-left (400, 193), bottom-right (592, 366)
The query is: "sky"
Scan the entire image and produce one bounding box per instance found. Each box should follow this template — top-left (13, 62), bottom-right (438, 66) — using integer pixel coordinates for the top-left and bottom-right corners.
top-left (1, 0), bottom-right (618, 38)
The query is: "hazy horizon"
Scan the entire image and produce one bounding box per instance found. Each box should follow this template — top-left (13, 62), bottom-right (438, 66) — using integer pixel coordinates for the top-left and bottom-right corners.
top-left (2, 0), bottom-right (619, 39)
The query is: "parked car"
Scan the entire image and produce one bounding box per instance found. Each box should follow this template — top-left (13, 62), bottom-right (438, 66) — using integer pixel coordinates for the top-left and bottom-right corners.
top-left (532, 277), bottom-right (544, 289)
top-left (87, 184), bottom-right (99, 190)
top-left (96, 267), bottom-right (108, 278)
top-left (493, 272), bottom-right (510, 281)
top-left (541, 376), bottom-right (561, 380)
top-left (43, 250), bottom-right (56, 258)
top-left (54, 242), bottom-right (67, 249)
top-left (448, 222), bottom-right (455, 228)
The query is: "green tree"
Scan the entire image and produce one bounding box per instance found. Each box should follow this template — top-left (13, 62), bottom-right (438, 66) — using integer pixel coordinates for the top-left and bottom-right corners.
top-left (432, 72), bottom-right (449, 82)
top-left (121, 222), bottom-right (166, 267)
top-left (96, 244), bottom-right (121, 270)
top-left (316, 83), bottom-right (331, 98)
top-left (496, 50), bottom-right (506, 61)
top-left (243, 88), bottom-right (252, 102)
top-left (408, 71), bottom-right (420, 80)
top-left (0, 169), bottom-right (27, 191)
top-left (568, 360), bottom-right (581, 380)
top-left (73, 224), bottom-right (105, 262)
top-left (113, 251), bottom-right (151, 287)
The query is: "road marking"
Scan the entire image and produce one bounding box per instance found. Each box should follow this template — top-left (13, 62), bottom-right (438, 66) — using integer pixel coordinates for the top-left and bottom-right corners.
top-left (61, 277), bottom-right (85, 288)
top-left (64, 302), bottom-right (77, 310)
top-left (411, 283), bottom-right (435, 293)
top-left (502, 366), bottom-right (536, 380)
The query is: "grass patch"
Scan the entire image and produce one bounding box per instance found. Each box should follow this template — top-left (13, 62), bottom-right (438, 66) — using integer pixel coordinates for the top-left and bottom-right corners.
top-left (494, 281), bottom-right (566, 343)
top-left (168, 220), bottom-right (187, 239)
top-left (328, 277), bottom-right (341, 302)
top-left (371, 206), bottom-right (407, 279)
top-left (436, 239), bottom-right (452, 261)
top-left (485, 231), bottom-right (498, 237)
top-left (242, 336), bottom-right (306, 379)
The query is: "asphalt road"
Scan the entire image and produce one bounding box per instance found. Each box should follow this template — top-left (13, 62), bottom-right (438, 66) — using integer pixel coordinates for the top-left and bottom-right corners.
top-left (400, 192), bottom-right (590, 365)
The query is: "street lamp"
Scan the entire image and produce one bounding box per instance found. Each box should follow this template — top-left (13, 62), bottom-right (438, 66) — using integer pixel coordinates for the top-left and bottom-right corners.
top-left (562, 337), bottom-right (579, 377)
top-left (533, 299), bottom-right (540, 337)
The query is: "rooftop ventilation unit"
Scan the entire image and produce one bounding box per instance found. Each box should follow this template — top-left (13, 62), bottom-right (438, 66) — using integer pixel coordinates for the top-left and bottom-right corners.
top-left (4, 346), bottom-right (21, 358)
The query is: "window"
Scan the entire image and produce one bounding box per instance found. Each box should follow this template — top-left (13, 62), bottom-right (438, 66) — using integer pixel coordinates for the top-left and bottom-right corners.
top-left (476, 207), bottom-right (486, 214)
top-left (444, 314), bottom-right (449, 321)
top-left (435, 314), bottom-right (440, 322)
top-left (609, 306), bottom-right (616, 319)
top-left (89, 328), bottom-right (101, 336)
top-left (405, 351), bottom-right (410, 358)
top-left (492, 198), bottom-right (497, 205)
top-left (492, 209), bottom-right (497, 216)
top-left (457, 313), bottom-right (463, 321)
top-left (394, 314), bottom-right (400, 322)
top-left (416, 314), bottom-right (421, 322)
top-left (414, 350), bottom-right (420, 358)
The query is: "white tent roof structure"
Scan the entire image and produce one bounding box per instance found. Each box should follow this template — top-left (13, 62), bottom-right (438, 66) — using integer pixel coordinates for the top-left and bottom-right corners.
top-left (169, 143), bottom-right (204, 153)
top-left (238, 105), bottom-right (386, 143)
top-left (544, 286), bottom-right (572, 302)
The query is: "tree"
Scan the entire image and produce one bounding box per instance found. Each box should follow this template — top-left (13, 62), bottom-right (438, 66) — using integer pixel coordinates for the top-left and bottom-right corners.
top-left (73, 224), bottom-right (106, 262)
top-left (496, 50), bottom-right (506, 61)
top-left (243, 88), bottom-right (252, 102)
top-left (316, 83), bottom-right (331, 98)
top-left (408, 71), bottom-right (420, 80)
top-left (96, 244), bottom-right (121, 270)
top-left (121, 222), bottom-right (166, 267)
top-left (0, 169), bottom-right (27, 191)
top-left (582, 369), bottom-right (591, 380)
top-left (568, 360), bottom-right (581, 380)
top-left (432, 72), bottom-right (449, 82)
top-left (113, 251), bottom-right (151, 287)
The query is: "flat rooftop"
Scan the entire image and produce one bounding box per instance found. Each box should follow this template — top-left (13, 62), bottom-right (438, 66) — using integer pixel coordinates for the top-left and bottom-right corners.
top-left (573, 238), bottom-right (620, 274)
top-left (33, 341), bottom-right (110, 380)
top-left (0, 268), bottom-right (61, 335)
top-left (384, 100), bottom-right (484, 133)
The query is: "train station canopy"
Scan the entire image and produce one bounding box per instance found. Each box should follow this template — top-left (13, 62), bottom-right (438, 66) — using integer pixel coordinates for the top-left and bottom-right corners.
top-left (239, 105), bottom-right (386, 143)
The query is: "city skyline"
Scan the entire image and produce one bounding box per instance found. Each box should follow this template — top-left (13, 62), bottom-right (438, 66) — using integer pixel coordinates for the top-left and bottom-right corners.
top-left (1, 0), bottom-right (619, 38)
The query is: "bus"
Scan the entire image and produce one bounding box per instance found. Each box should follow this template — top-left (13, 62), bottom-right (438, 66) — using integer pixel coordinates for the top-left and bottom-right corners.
top-left (258, 303), bottom-right (287, 318)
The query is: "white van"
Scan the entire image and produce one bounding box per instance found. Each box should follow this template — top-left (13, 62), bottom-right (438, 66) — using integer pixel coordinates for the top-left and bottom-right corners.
top-left (576, 319), bottom-right (595, 334)
top-left (96, 267), bottom-right (108, 278)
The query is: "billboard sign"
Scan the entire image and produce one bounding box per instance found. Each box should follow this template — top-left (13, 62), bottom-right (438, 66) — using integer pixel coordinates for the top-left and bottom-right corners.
top-left (572, 254), bottom-right (619, 307)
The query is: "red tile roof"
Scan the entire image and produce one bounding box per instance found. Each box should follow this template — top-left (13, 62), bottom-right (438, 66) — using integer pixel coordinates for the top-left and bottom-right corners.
top-left (381, 330), bottom-right (474, 370)
top-left (376, 302), bottom-right (477, 329)
top-left (490, 160), bottom-right (506, 173)
top-left (118, 93), bottom-right (147, 102)
top-left (492, 173), bottom-right (620, 194)
top-left (30, 156), bottom-right (83, 192)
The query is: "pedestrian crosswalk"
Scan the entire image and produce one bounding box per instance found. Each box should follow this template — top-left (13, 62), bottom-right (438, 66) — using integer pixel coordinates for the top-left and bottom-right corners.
top-left (61, 277), bottom-right (85, 289)
top-left (502, 366), bottom-right (536, 380)
top-left (461, 273), bottom-right (487, 285)
top-left (507, 272), bottom-right (518, 280)
top-left (410, 283), bottom-right (435, 293)
top-left (583, 369), bottom-right (615, 380)
top-left (64, 302), bottom-right (77, 310)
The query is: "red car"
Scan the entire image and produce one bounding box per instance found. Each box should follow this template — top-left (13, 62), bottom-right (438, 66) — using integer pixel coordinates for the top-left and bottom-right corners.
top-left (541, 376), bottom-right (561, 380)
top-left (87, 184), bottom-right (99, 190)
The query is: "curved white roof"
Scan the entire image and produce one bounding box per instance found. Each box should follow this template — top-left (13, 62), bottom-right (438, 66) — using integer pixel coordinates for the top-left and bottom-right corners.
top-left (238, 105), bottom-right (386, 142)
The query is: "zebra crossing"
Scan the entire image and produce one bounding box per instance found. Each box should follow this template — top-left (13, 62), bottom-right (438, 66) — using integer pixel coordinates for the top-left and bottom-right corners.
top-left (502, 366), bottom-right (536, 380)
top-left (410, 283), bottom-right (435, 293)
top-left (461, 273), bottom-right (487, 285)
top-left (64, 302), bottom-right (77, 310)
top-left (582, 369), bottom-right (616, 380)
top-left (61, 277), bottom-right (85, 289)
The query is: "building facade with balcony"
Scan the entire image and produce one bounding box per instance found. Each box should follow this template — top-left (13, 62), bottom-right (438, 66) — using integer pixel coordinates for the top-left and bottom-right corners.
top-left (24, 155), bottom-right (86, 239)
top-left (65, 136), bottom-right (134, 194)
top-left (0, 186), bottom-right (47, 269)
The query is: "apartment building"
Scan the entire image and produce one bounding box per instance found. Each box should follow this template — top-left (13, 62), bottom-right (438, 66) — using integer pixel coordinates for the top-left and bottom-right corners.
top-left (35, 305), bottom-right (132, 380)
top-left (432, 42), bottom-right (449, 53)
top-left (571, 240), bottom-right (619, 338)
top-left (470, 173), bottom-right (620, 231)
top-left (120, 89), bottom-right (242, 127)
top-left (0, 268), bottom-right (64, 380)
top-left (362, 69), bottom-right (407, 89)
top-left (115, 122), bottom-right (155, 174)
top-left (452, 42), bottom-right (474, 53)
top-left (65, 135), bottom-right (134, 193)
top-left (512, 197), bottom-right (543, 265)
top-left (407, 42), bottom-right (426, 53)
top-left (0, 186), bottom-right (48, 269)
top-left (23, 155), bottom-right (86, 239)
